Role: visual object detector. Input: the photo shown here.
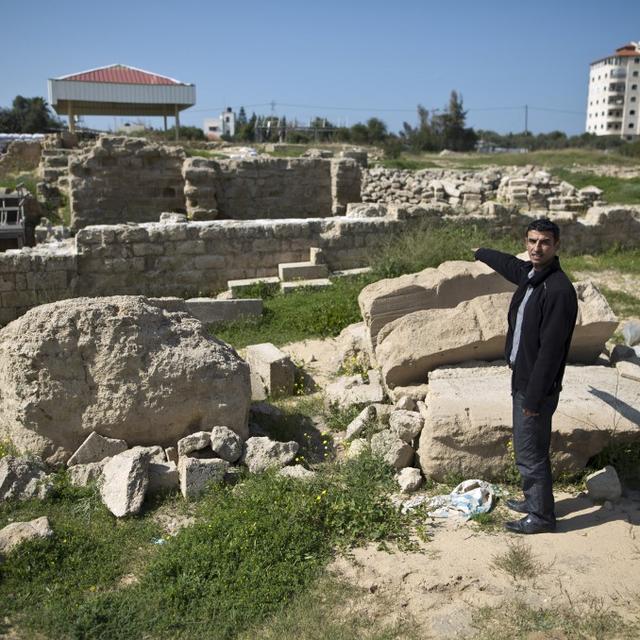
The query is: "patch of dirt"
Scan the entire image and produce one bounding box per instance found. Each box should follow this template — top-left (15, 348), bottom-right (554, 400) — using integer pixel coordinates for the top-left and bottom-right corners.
top-left (331, 492), bottom-right (640, 639)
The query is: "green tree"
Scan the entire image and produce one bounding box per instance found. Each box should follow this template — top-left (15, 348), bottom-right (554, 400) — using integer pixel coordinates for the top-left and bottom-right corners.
top-left (439, 91), bottom-right (477, 151)
top-left (0, 95), bottom-right (62, 133)
top-left (365, 117), bottom-right (388, 144)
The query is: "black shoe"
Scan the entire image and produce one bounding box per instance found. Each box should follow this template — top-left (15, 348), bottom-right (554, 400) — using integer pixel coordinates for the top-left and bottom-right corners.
top-left (505, 515), bottom-right (556, 535)
top-left (505, 498), bottom-right (529, 514)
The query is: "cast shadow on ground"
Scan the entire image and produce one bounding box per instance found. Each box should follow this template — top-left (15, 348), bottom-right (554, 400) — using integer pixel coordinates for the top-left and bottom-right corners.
top-left (554, 494), bottom-right (640, 533)
top-left (588, 386), bottom-right (640, 427)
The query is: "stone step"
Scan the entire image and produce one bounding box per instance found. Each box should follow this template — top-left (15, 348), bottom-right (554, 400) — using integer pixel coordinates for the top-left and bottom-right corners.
top-left (332, 266), bottom-right (372, 278)
top-left (278, 261), bottom-right (329, 282)
top-left (185, 297), bottom-right (263, 324)
top-left (41, 148), bottom-right (73, 158)
top-left (281, 278), bottom-right (332, 294)
top-left (227, 276), bottom-right (280, 298)
top-left (43, 155), bottom-right (70, 168)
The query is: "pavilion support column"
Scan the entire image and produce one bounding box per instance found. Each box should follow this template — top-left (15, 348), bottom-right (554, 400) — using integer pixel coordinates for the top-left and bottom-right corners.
top-left (174, 104), bottom-right (180, 141)
top-left (163, 114), bottom-right (168, 132)
top-left (67, 101), bottom-right (75, 133)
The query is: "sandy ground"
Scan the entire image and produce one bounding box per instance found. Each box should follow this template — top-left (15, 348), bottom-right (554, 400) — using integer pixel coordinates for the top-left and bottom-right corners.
top-left (281, 307), bottom-right (640, 639)
top-left (331, 492), bottom-right (640, 638)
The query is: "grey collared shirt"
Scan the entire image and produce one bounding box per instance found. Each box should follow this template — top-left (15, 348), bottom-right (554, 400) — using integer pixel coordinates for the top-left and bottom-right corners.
top-left (509, 268), bottom-right (535, 365)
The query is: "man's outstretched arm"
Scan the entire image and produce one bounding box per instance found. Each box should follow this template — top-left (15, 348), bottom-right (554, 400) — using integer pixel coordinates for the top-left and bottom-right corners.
top-left (473, 247), bottom-right (527, 285)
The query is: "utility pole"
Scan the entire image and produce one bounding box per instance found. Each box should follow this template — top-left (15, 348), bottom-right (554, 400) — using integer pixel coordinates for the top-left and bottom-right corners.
top-left (524, 104), bottom-right (529, 135)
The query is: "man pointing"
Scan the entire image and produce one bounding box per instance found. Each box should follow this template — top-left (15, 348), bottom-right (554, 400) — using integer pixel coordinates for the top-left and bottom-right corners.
top-left (474, 218), bottom-right (578, 534)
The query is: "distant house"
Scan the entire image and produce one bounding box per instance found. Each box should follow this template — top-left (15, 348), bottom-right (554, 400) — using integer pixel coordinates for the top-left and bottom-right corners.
top-left (586, 42), bottom-right (640, 140)
top-left (204, 108), bottom-right (236, 140)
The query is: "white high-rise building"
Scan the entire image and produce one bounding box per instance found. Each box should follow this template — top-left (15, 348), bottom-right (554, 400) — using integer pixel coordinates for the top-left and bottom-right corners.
top-left (586, 42), bottom-right (640, 139)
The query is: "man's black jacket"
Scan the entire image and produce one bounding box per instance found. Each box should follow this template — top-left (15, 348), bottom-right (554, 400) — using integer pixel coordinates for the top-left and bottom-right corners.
top-left (474, 248), bottom-right (578, 412)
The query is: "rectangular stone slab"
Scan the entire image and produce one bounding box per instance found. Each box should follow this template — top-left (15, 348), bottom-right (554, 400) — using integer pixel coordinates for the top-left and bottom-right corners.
top-left (416, 365), bottom-right (640, 482)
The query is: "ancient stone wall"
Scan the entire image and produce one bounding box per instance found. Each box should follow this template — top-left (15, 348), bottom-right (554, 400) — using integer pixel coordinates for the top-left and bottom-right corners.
top-left (69, 137), bottom-right (362, 228)
top-left (0, 140), bottom-right (42, 178)
top-left (1, 204), bottom-right (639, 326)
top-left (0, 244), bottom-right (77, 325)
top-left (68, 137), bottom-right (186, 230)
top-left (182, 156), bottom-right (361, 220)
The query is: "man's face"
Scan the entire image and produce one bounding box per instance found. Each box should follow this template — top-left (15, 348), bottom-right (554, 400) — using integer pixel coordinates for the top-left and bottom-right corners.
top-left (525, 229), bottom-right (559, 270)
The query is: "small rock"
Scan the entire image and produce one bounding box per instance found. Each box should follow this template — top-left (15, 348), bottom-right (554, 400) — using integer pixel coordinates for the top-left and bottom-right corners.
top-left (389, 410), bottom-right (424, 443)
top-left (395, 395), bottom-right (416, 411)
top-left (99, 447), bottom-right (152, 517)
top-left (396, 467), bottom-right (423, 493)
top-left (165, 447), bottom-right (178, 465)
top-left (586, 465), bottom-right (622, 501)
top-left (278, 465), bottom-right (316, 481)
top-left (0, 456), bottom-right (52, 501)
top-left (68, 461), bottom-right (106, 487)
top-left (210, 426), bottom-right (243, 463)
top-left (610, 344), bottom-right (637, 365)
top-left (241, 437), bottom-right (299, 474)
top-left (346, 438), bottom-right (369, 459)
top-left (177, 431), bottom-right (211, 457)
top-left (178, 456), bottom-right (229, 498)
top-left (324, 371), bottom-right (385, 408)
top-left (67, 432), bottom-right (128, 466)
top-left (0, 516), bottom-right (53, 555)
top-left (370, 430), bottom-right (414, 470)
top-left (622, 320), bottom-right (640, 346)
top-left (345, 405), bottom-right (376, 440)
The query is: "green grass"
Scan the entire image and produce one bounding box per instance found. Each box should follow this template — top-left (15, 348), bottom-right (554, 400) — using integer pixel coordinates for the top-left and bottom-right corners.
top-left (490, 540), bottom-right (539, 581)
top-left (0, 172), bottom-right (39, 197)
top-left (472, 599), bottom-right (636, 640)
top-left (563, 247), bottom-right (640, 275)
top-left (433, 148), bottom-right (640, 170)
top-left (238, 575), bottom-right (416, 640)
top-left (211, 273), bottom-right (376, 348)
top-left (375, 157), bottom-right (439, 170)
top-left (184, 148), bottom-right (228, 159)
top-left (601, 287), bottom-right (640, 317)
top-left (553, 169), bottom-right (640, 204)
top-left (369, 222), bottom-right (520, 279)
top-left (1, 453), bottom-right (419, 640)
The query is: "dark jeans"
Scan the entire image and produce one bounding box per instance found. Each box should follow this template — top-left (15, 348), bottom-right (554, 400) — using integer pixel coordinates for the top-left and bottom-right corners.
top-left (512, 390), bottom-right (559, 526)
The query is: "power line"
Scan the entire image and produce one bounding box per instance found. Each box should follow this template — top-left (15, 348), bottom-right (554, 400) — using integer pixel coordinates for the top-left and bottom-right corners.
top-left (188, 101), bottom-right (586, 118)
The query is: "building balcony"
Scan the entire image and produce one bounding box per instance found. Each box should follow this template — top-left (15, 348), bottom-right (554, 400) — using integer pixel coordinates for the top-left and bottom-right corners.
top-left (610, 67), bottom-right (627, 79)
top-left (608, 84), bottom-right (626, 93)
top-left (608, 96), bottom-right (625, 105)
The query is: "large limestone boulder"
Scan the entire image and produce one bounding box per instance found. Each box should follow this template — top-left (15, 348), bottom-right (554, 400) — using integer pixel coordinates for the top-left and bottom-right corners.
top-left (416, 365), bottom-right (640, 481)
top-left (0, 296), bottom-right (251, 464)
top-left (376, 283), bottom-right (617, 389)
top-left (376, 293), bottom-right (509, 388)
top-left (358, 260), bottom-right (515, 349)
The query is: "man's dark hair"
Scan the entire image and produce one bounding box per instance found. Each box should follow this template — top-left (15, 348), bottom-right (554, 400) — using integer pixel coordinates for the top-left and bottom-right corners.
top-left (526, 218), bottom-right (560, 241)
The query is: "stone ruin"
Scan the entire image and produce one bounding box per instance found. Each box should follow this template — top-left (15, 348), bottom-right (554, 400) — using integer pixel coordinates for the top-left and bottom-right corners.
top-left (362, 166), bottom-right (604, 212)
top-left (0, 134), bottom-right (639, 526)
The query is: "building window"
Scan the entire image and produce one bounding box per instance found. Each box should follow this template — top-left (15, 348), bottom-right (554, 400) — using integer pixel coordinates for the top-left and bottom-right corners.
top-left (633, 97), bottom-right (637, 102)
top-left (633, 84), bottom-right (638, 90)
top-left (636, 57), bottom-right (640, 63)
top-left (629, 123), bottom-right (634, 128)
top-left (631, 110), bottom-right (636, 115)
top-left (634, 71), bottom-right (639, 77)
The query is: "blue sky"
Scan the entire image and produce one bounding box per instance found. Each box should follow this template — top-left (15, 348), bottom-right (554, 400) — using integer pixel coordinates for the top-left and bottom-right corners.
top-left (4, 0), bottom-right (640, 135)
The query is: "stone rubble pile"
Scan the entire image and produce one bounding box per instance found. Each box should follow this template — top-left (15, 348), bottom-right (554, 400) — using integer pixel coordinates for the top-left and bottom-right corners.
top-left (0, 422), bottom-right (303, 519)
top-left (362, 166), bottom-right (604, 212)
